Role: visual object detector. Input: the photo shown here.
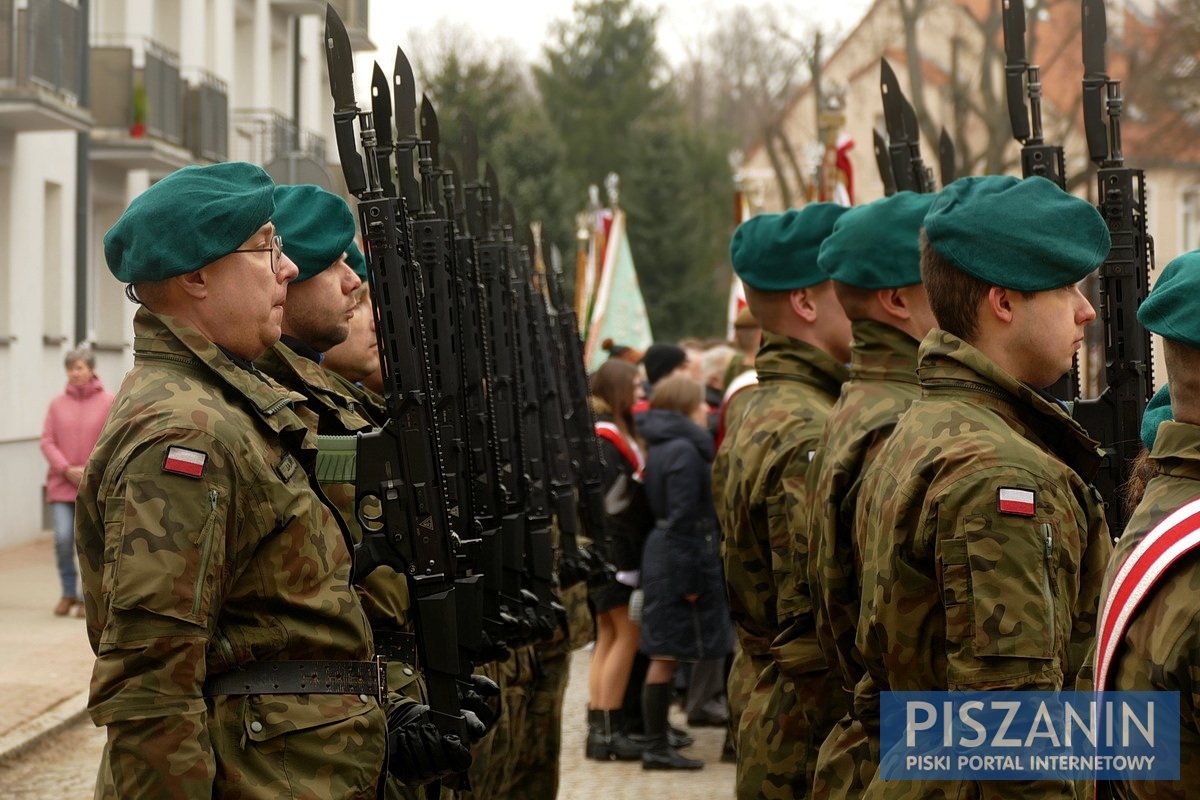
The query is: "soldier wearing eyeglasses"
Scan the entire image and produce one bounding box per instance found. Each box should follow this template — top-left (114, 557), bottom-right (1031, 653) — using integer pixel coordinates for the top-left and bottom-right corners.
top-left (75, 162), bottom-right (387, 797)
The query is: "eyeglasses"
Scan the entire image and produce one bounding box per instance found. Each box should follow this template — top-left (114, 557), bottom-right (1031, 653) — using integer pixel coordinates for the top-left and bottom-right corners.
top-left (233, 234), bottom-right (284, 274)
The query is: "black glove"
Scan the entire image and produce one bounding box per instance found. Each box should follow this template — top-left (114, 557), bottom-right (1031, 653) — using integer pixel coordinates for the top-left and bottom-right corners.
top-left (386, 703), bottom-right (472, 785)
top-left (458, 674), bottom-right (502, 733)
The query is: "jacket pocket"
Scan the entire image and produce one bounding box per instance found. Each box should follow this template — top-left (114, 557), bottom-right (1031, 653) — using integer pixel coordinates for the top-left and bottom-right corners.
top-left (937, 537), bottom-right (972, 647)
top-left (961, 512), bottom-right (1057, 662)
top-left (107, 475), bottom-right (227, 630)
top-left (241, 693), bottom-right (386, 798)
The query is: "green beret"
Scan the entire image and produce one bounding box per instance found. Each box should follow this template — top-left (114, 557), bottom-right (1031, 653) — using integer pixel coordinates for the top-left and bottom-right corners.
top-left (346, 240), bottom-right (367, 281)
top-left (730, 203), bottom-right (850, 291)
top-left (923, 175), bottom-right (1110, 291)
top-left (272, 185), bottom-right (356, 282)
top-left (104, 162), bottom-right (274, 283)
top-left (1138, 250), bottom-right (1200, 349)
top-left (1141, 385), bottom-right (1172, 451)
top-left (817, 192), bottom-right (936, 289)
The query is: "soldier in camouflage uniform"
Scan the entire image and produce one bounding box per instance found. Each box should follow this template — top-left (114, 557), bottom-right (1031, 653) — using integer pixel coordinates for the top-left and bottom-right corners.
top-left (853, 176), bottom-right (1113, 799)
top-left (76, 162), bottom-right (387, 798)
top-left (792, 192), bottom-right (938, 800)
top-left (713, 202), bottom-right (852, 799)
top-left (498, 552), bottom-right (592, 797)
top-left (257, 185), bottom-right (489, 795)
top-left (1095, 251), bottom-right (1200, 799)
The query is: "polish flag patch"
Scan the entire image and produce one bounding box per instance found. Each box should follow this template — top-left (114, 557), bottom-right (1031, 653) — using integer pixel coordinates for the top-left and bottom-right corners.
top-left (162, 446), bottom-right (207, 478)
top-left (997, 487), bottom-right (1036, 516)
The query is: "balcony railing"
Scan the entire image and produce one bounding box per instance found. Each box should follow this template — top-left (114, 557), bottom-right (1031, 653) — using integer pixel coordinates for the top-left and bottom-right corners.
top-left (185, 69), bottom-right (228, 163)
top-left (232, 108), bottom-right (327, 166)
top-left (0, 0), bottom-right (85, 103)
top-left (90, 36), bottom-right (183, 145)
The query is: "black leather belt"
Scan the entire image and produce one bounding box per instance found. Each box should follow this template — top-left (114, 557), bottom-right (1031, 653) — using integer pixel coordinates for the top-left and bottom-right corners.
top-left (204, 659), bottom-right (386, 703)
top-left (372, 628), bottom-right (418, 666)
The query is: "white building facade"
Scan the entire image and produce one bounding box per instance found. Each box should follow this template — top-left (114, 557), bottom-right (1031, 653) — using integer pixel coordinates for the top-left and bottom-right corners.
top-left (0, 0), bottom-right (370, 548)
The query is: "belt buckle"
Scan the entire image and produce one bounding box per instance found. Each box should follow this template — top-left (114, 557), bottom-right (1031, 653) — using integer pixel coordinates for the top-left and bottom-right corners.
top-left (374, 656), bottom-right (387, 704)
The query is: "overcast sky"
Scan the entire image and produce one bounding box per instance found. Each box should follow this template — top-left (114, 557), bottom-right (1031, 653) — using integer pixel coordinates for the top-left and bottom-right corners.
top-left (360, 0), bottom-right (876, 81)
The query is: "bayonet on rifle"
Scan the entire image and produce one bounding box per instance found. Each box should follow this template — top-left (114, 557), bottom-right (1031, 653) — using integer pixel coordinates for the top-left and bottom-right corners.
top-left (879, 59), bottom-right (935, 193)
top-left (938, 127), bottom-right (956, 187)
top-left (873, 128), bottom-right (897, 196)
top-left (1001, 0), bottom-right (1067, 187)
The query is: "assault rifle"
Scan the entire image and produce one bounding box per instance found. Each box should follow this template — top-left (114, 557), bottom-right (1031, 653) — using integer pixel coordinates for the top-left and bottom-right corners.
top-left (500, 201), bottom-right (562, 640)
top-left (1000, 0), bottom-right (1076, 402)
top-left (517, 226), bottom-right (583, 586)
top-left (465, 158), bottom-right (546, 640)
top-left (879, 59), bottom-right (936, 193)
top-left (543, 238), bottom-right (616, 589)
top-left (323, 6), bottom-right (467, 741)
top-left (1071, 0), bottom-right (1155, 539)
top-left (441, 147), bottom-right (530, 654)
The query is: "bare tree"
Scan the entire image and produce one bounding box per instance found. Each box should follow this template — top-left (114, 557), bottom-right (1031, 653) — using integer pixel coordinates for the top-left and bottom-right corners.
top-left (673, 4), bottom-right (827, 206)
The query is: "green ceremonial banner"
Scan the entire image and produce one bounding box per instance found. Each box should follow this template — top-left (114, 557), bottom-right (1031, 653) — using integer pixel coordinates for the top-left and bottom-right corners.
top-left (583, 208), bottom-right (653, 371)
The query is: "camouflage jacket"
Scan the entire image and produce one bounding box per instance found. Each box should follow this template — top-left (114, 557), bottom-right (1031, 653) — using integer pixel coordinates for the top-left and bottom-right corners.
top-left (77, 307), bottom-right (385, 799)
top-left (854, 330), bottom-right (1110, 797)
top-left (1103, 420), bottom-right (1200, 799)
top-left (713, 331), bottom-right (847, 664)
top-left (256, 342), bottom-right (418, 693)
top-left (804, 320), bottom-right (921, 695)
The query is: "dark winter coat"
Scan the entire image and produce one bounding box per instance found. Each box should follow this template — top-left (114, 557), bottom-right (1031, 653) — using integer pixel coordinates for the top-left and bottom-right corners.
top-left (596, 416), bottom-right (653, 572)
top-left (588, 411), bottom-right (655, 614)
top-left (637, 408), bottom-right (734, 661)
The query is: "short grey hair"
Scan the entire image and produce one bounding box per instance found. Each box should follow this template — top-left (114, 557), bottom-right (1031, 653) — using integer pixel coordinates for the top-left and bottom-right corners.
top-left (64, 346), bottom-right (96, 370)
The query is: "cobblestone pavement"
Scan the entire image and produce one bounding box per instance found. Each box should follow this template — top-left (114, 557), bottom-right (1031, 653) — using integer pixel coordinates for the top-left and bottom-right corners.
top-left (0, 647), bottom-right (734, 798)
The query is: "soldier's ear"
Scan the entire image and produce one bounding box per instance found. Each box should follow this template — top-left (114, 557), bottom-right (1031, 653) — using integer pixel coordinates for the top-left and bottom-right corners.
top-left (175, 268), bottom-right (209, 300)
top-left (983, 286), bottom-right (1015, 324)
top-left (788, 288), bottom-right (818, 323)
top-left (876, 288), bottom-right (912, 322)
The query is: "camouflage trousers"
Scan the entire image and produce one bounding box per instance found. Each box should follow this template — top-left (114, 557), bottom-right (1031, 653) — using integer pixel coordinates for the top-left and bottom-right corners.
top-left (811, 712), bottom-right (878, 800)
top-left (497, 580), bottom-right (588, 798)
top-left (736, 662), bottom-right (844, 800)
top-left (442, 646), bottom-right (537, 799)
top-left (728, 647), bottom-right (769, 740)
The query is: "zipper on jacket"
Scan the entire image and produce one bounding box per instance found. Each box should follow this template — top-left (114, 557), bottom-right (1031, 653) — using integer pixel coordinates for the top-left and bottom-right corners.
top-left (139, 351), bottom-right (197, 368)
top-left (192, 489), bottom-right (221, 620)
top-left (1041, 522), bottom-right (1056, 654)
top-left (929, 378), bottom-right (1013, 403)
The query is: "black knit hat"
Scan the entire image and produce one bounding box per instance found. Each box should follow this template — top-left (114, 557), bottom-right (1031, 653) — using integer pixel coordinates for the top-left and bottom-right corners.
top-left (641, 342), bottom-right (688, 385)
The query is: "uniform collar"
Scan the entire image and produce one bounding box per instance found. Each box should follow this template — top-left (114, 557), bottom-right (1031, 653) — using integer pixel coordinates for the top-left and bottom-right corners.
top-left (279, 333), bottom-right (324, 364)
top-left (848, 320), bottom-right (920, 385)
top-left (917, 328), bottom-right (1103, 477)
top-left (754, 330), bottom-right (847, 400)
top-left (256, 341), bottom-right (372, 433)
top-left (131, 306), bottom-right (311, 438)
top-left (1150, 421), bottom-right (1200, 481)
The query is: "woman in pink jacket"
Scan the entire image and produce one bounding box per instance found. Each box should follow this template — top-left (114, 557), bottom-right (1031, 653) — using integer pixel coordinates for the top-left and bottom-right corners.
top-left (40, 347), bottom-right (113, 616)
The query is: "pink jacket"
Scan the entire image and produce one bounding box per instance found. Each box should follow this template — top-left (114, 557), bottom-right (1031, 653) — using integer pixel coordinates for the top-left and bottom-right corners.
top-left (41, 376), bottom-right (114, 502)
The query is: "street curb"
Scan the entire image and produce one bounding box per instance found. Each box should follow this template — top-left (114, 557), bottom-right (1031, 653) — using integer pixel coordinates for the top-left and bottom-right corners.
top-left (0, 690), bottom-right (90, 765)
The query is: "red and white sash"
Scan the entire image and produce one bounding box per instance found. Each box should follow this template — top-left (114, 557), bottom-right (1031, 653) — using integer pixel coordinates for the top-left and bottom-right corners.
top-left (1095, 496), bottom-right (1200, 692)
top-left (595, 421), bottom-right (645, 478)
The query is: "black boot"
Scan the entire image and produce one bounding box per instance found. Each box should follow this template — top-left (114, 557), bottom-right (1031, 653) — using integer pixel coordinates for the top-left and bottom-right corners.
top-left (603, 710), bottom-right (644, 761)
top-left (586, 708), bottom-right (608, 760)
top-left (641, 683), bottom-right (703, 770)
